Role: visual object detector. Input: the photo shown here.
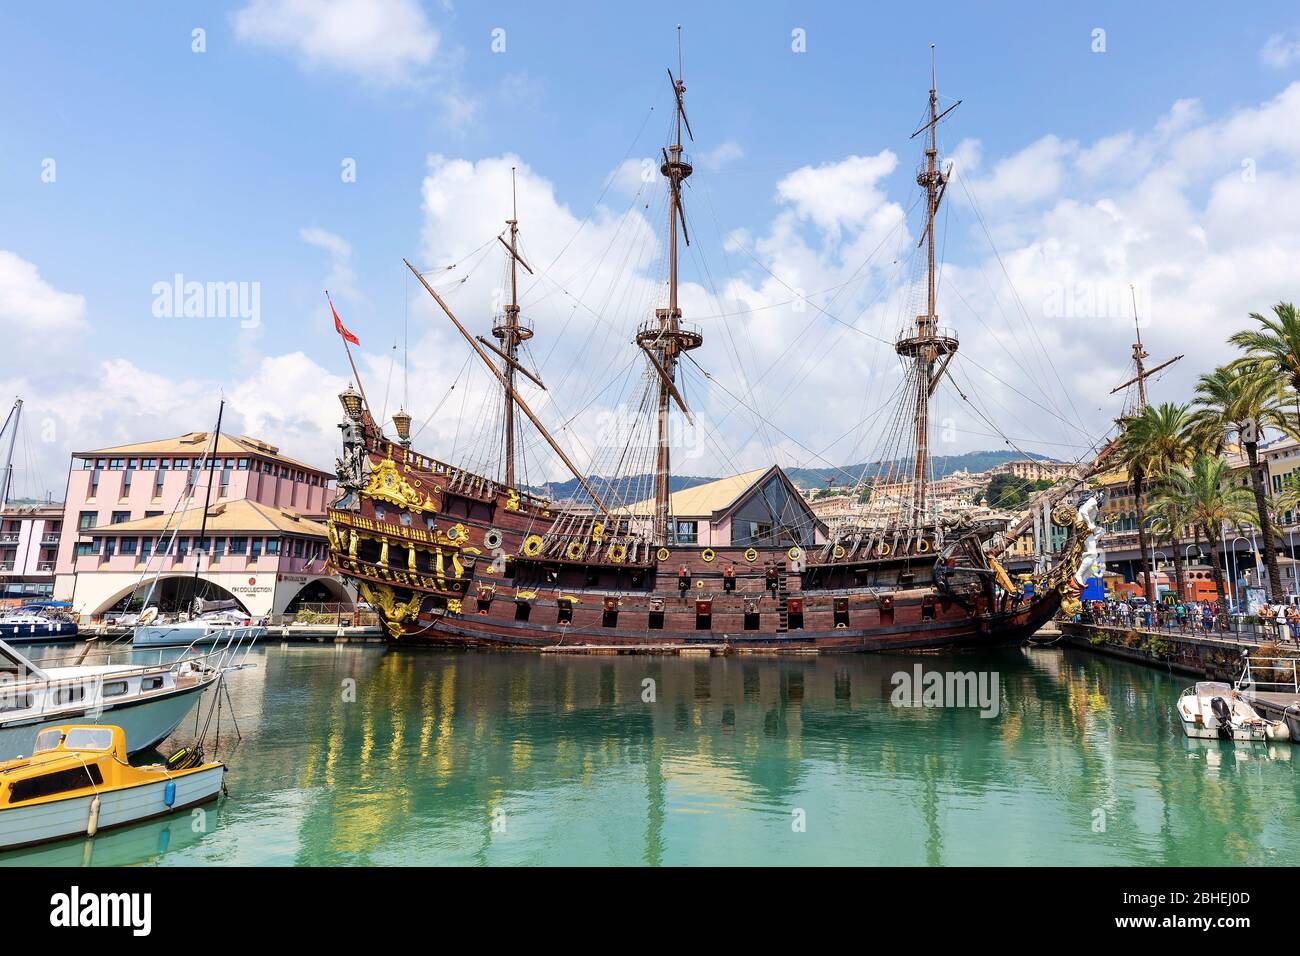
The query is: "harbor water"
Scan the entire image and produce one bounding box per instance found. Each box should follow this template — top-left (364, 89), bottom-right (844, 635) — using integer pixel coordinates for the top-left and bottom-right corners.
top-left (3, 641), bottom-right (1298, 866)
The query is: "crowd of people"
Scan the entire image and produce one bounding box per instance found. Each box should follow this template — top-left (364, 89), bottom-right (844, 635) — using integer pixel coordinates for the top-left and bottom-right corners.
top-left (1077, 596), bottom-right (1300, 642)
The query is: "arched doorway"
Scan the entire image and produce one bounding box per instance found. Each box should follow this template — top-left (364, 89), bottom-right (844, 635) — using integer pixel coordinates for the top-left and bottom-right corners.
top-left (98, 576), bottom-right (250, 616)
top-left (281, 577), bottom-right (355, 615)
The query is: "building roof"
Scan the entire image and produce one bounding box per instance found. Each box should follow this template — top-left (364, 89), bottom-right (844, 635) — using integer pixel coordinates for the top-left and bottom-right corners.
top-left (88, 499), bottom-right (328, 538)
top-left (75, 432), bottom-right (331, 476)
top-left (617, 468), bottom-right (769, 517)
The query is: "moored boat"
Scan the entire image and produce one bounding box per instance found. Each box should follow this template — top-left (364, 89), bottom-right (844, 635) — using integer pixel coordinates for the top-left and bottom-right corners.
top-left (0, 724), bottom-right (223, 851)
top-left (322, 46), bottom-right (1107, 654)
top-left (0, 605), bottom-right (78, 643)
top-left (1176, 682), bottom-right (1282, 742)
top-left (0, 639), bottom-right (222, 760)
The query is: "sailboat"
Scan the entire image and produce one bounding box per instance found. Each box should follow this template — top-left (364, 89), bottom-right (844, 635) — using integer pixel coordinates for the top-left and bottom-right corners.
top-left (323, 47), bottom-right (1105, 651)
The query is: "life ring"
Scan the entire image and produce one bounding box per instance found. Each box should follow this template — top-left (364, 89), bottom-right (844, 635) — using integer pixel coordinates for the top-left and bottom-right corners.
top-left (744, 548), bottom-right (758, 563)
top-left (522, 534), bottom-right (544, 557)
top-left (695, 580), bottom-right (706, 589)
top-left (917, 538), bottom-right (930, 553)
top-left (787, 547), bottom-right (802, 562)
top-left (656, 547), bottom-right (671, 561)
top-left (701, 548), bottom-right (716, 563)
top-left (566, 541), bottom-right (585, 561)
top-left (832, 545), bottom-right (846, 559)
top-left (483, 528), bottom-right (503, 550)
top-left (608, 543), bottom-right (627, 563)
top-left (878, 542), bottom-right (891, 557)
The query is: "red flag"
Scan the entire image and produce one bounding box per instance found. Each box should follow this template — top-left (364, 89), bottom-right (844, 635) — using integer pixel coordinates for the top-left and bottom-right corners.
top-left (328, 294), bottom-right (359, 345)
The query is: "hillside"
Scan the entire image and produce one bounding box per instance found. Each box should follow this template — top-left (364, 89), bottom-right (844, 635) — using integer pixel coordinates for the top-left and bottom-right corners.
top-left (529, 450), bottom-right (1056, 503)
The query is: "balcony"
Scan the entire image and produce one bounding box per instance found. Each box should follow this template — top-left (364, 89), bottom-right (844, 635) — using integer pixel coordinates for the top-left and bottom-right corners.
top-left (36, 561), bottom-right (54, 572)
top-left (41, 534), bottom-right (60, 545)
top-left (0, 534), bottom-right (18, 544)
top-left (0, 562), bottom-right (13, 572)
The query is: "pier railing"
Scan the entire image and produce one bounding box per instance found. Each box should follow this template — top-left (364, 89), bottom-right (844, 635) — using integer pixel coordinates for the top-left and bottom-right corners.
top-left (1239, 655), bottom-right (1300, 693)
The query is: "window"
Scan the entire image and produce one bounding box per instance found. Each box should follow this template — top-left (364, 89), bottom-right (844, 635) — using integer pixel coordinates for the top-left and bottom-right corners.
top-left (265, 539), bottom-right (279, 556)
top-left (74, 542), bottom-right (94, 557)
top-left (119, 537), bottom-right (137, 556)
top-left (144, 511), bottom-right (163, 518)
top-left (78, 511), bottom-right (97, 531)
top-left (141, 538), bottom-right (153, 561)
top-left (81, 458), bottom-right (94, 470)
top-left (108, 459), bottom-right (124, 470)
top-left (110, 511), bottom-right (130, 524)
top-left (55, 684), bottom-right (86, 705)
top-left (250, 538), bottom-right (263, 559)
top-left (158, 458), bottom-right (170, 470)
top-left (0, 692), bottom-right (33, 713)
top-left (65, 727), bottom-right (114, 749)
top-left (142, 677), bottom-right (163, 691)
top-left (8, 765), bottom-right (103, 803)
top-left (213, 538), bottom-right (225, 559)
top-left (673, 521), bottom-right (698, 545)
top-left (293, 538), bottom-right (304, 557)
top-left (156, 537), bottom-right (170, 555)
top-left (230, 537), bottom-right (247, 555)
top-left (237, 458), bottom-right (249, 470)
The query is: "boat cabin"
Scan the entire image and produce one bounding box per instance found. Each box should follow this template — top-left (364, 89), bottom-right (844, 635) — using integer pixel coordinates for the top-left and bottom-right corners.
top-left (0, 725), bottom-right (127, 807)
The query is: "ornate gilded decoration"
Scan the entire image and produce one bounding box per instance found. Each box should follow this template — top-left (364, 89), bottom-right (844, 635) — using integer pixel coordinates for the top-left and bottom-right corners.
top-left (566, 541), bottom-right (585, 560)
top-left (607, 542), bottom-right (627, 563)
top-left (701, 548), bottom-right (715, 563)
top-left (505, 488), bottom-right (521, 512)
top-left (364, 456), bottom-right (440, 513)
top-left (359, 582), bottom-right (425, 639)
top-left (522, 534), bottom-right (544, 557)
top-left (744, 548), bottom-right (758, 563)
top-left (591, 520), bottom-right (605, 544)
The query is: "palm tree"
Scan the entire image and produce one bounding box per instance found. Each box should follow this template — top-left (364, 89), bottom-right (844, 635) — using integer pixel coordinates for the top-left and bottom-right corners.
top-left (1229, 302), bottom-right (1300, 425)
top-left (1151, 456), bottom-right (1256, 611)
top-left (1121, 402), bottom-right (1195, 600)
top-left (1189, 365), bottom-right (1287, 599)
top-left (1116, 414), bottom-right (1157, 604)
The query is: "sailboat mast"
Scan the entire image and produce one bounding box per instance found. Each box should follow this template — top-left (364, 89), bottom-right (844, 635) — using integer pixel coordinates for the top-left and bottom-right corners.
top-left (191, 399), bottom-right (224, 606)
top-left (643, 27), bottom-right (703, 544)
top-left (503, 170), bottom-right (521, 488)
top-left (899, 46), bottom-right (959, 526)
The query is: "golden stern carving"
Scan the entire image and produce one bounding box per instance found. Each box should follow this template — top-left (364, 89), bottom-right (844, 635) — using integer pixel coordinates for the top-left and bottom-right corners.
top-left (364, 457), bottom-right (440, 513)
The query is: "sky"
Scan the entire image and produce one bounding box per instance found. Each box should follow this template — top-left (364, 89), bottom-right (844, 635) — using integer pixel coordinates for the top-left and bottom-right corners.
top-left (3, 1), bottom-right (1300, 500)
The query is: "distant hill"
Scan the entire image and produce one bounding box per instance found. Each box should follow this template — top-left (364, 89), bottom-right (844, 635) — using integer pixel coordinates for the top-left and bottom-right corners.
top-left (528, 450), bottom-right (1056, 503)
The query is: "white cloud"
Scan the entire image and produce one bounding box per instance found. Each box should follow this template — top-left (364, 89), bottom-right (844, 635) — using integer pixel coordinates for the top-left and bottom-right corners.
top-left (966, 134), bottom-right (1076, 206)
top-left (233, 0), bottom-right (438, 87)
top-left (300, 227), bottom-right (359, 302)
top-left (1261, 32), bottom-right (1300, 69)
top-left (700, 141), bottom-right (744, 171)
top-left (774, 152), bottom-right (898, 236)
top-left (0, 251), bottom-right (86, 342)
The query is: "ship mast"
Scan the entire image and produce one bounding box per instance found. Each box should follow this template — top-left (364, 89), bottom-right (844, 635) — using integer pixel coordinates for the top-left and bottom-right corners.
top-left (898, 46), bottom-right (959, 526)
top-left (638, 26), bottom-right (702, 544)
top-left (492, 168), bottom-right (534, 488)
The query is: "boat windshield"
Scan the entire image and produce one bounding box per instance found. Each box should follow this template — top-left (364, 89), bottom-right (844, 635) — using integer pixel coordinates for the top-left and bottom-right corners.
top-left (33, 728), bottom-right (64, 753)
top-left (1195, 682), bottom-right (1232, 696)
top-left (64, 727), bottom-right (114, 751)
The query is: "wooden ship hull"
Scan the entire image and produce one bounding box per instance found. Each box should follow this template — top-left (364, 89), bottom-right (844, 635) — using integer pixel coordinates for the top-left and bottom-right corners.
top-left (325, 441), bottom-right (1075, 653)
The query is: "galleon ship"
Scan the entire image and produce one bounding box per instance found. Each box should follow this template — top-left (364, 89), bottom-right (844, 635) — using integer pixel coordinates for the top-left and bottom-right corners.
top-left (324, 50), bottom-right (1104, 652)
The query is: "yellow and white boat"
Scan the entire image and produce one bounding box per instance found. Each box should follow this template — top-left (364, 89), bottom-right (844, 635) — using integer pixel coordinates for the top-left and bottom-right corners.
top-left (0, 725), bottom-right (224, 851)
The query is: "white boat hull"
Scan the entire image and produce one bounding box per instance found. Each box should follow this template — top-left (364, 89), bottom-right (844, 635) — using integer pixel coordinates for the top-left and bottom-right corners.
top-left (0, 682), bottom-right (209, 761)
top-left (0, 765), bottom-right (224, 851)
top-left (1179, 714), bottom-right (1268, 741)
top-left (133, 624), bottom-right (265, 648)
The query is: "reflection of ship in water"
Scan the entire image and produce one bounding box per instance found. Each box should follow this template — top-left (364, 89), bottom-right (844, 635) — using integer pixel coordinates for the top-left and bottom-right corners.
top-left (240, 646), bottom-right (1294, 865)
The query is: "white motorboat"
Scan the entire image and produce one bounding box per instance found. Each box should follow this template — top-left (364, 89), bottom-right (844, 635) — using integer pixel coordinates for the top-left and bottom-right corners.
top-left (133, 602), bottom-right (266, 649)
top-left (0, 606), bottom-right (78, 643)
top-left (0, 639), bottom-right (221, 760)
top-left (1176, 682), bottom-right (1280, 742)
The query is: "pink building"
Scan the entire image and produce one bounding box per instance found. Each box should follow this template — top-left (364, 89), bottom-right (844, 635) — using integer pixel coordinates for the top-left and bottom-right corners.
top-left (53, 432), bottom-right (352, 619)
top-left (0, 503), bottom-right (64, 604)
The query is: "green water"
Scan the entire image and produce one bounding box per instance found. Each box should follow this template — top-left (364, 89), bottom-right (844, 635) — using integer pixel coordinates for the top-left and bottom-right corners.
top-left (3, 642), bottom-right (1298, 866)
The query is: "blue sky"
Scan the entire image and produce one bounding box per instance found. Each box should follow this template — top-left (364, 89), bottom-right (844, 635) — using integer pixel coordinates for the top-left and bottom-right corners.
top-left (3, 2), bottom-right (1300, 497)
